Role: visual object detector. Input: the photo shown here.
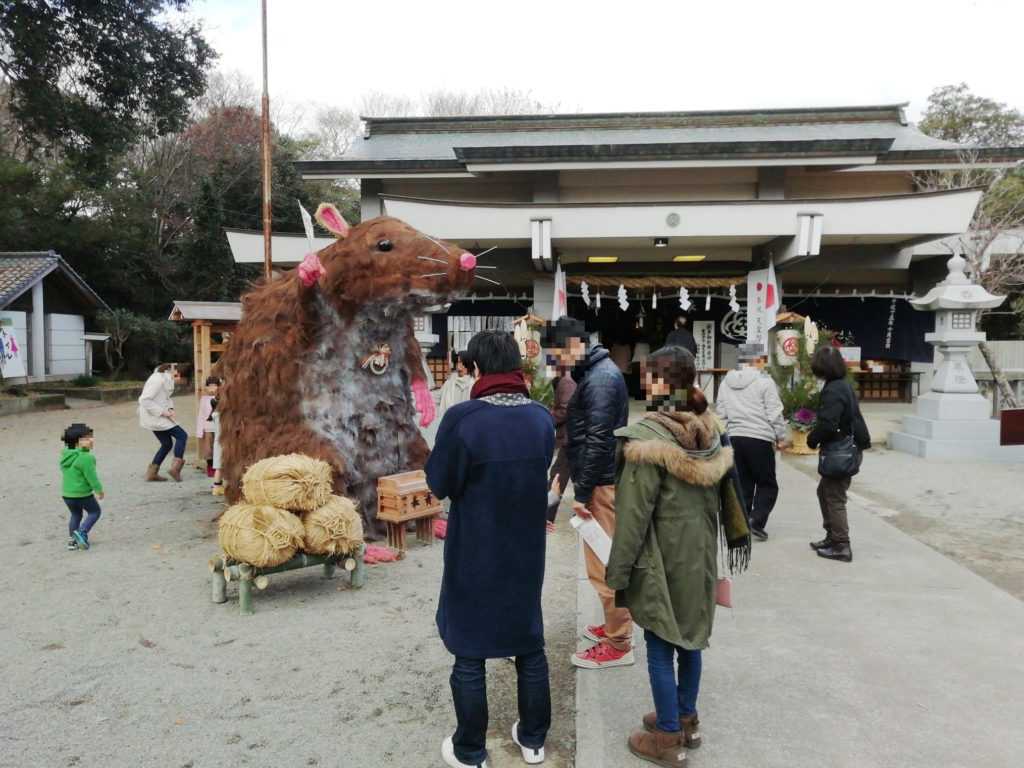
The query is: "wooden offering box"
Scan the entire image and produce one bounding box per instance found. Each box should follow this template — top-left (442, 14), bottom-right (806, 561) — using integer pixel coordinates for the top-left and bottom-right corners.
top-left (377, 470), bottom-right (442, 550)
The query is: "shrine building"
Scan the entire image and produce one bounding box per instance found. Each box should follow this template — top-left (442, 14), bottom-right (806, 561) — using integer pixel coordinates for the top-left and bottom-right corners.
top-left (226, 104), bottom-right (1024, 400)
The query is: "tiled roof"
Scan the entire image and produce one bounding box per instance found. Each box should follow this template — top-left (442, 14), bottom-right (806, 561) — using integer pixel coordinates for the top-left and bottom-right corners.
top-left (0, 252), bottom-right (109, 312)
top-left (319, 105), bottom-right (964, 166)
top-left (0, 252), bottom-right (58, 308)
top-left (338, 120), bottom-right (960, 164)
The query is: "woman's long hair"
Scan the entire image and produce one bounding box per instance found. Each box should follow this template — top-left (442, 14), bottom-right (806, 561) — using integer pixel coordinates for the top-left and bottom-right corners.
top-left (645, 345), bottom-right (708, 414)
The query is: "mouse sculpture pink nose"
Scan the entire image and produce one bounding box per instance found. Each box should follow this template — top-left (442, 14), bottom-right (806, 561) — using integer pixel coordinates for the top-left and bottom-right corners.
top-left (459, 252), bottom-right (477, 271)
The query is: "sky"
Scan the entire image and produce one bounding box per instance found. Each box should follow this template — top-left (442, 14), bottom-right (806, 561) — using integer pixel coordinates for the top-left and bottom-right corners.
top-left (193, 0), bottom-right (1024, 124)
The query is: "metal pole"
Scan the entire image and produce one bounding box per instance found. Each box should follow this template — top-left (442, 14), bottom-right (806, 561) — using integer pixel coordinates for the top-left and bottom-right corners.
top-left (260, 0), bottom-right (272, 280)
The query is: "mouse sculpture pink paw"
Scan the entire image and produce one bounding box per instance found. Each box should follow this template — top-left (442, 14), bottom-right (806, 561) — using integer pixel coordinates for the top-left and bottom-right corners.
top-left (412, 379), bottom-right (435, 427)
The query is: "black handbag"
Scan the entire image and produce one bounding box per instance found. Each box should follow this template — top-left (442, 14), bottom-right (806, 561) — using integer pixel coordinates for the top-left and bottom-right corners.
top-left (817, 434), bottom-right (860, 478)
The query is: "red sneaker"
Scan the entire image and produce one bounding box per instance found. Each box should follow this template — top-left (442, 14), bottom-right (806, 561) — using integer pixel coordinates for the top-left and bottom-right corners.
top-left (583, 624), bottom-right (607, 643)
top-left (571, 640), bottom-right (635, 669)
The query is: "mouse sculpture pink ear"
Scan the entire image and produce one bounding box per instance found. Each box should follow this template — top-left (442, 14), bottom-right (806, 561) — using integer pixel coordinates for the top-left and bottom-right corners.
top-left (314, 203), bottom-right (350, 238)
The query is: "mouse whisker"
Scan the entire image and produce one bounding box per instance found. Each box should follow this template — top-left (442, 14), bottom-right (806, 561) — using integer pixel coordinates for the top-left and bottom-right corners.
top-left (473, 265), bottom-right (497, 269)
top-left (473, 274), bottom-right (502, 286)
top-left (473, 246), bottom-right (498, 259)
top-left (418, 256), bottom-right (447, 264)
top-left (423, 235), bottom-right (451, 255)
top-left (421, 273), bottom-right (445, 278)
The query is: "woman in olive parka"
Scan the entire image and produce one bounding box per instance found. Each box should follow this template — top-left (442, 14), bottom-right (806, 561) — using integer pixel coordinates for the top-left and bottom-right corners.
top-left (606, 346), bottom-right (750, 768)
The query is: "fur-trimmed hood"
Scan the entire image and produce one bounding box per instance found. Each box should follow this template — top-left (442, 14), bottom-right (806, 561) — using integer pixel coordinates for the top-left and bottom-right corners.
top-left (615, 413), bottom-right (733, 487)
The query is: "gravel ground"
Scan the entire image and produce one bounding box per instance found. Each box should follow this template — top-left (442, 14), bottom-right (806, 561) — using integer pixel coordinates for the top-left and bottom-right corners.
top-left (4, 397), bottom-right (1022, 768)
top-left (0, 398), bottom-right (577, 768)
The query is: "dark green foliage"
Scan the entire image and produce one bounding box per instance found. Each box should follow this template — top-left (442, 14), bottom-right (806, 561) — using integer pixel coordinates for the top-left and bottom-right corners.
top-left (96, 309), bottom-right (142, 375)
top-left (919, 83), bottom-right (1024, 147)
top-left (71, 374), bottom-right (100, 387)
top-left (122, 317), bottom-right (190, 378)
top-left (0, 0), bottom-right (214, 185)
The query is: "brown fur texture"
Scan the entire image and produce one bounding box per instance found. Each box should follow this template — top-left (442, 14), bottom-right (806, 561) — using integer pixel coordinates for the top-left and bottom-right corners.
top-left (217, 216), bottom-right (475, 537)
top-left (623, 413), bottom-right (734, 486)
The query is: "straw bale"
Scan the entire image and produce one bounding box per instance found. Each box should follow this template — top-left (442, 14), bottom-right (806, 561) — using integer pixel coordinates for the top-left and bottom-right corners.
top-left (217, 502), bottom-right (305, 568)
top-left (241, 454), bottom-right (333, 512)
top-left (301, 495), bottom-right (363, 556)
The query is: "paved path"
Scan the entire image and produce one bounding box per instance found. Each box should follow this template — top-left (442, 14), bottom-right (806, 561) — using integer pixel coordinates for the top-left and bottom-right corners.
top-left (574, 404), bottom-right (1024, 768)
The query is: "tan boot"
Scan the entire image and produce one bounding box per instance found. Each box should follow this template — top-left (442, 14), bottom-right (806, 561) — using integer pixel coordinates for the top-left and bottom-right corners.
top-left (678, 714), bottom-right (701, 749)
top-left (145, 464), bottom-right (168, 482)
top-left (628, 725), bottom-right (685, 767)
top-left (642, 712), bottom-right (701, 749)
top-left (167, 457), bottom-right (185, 482)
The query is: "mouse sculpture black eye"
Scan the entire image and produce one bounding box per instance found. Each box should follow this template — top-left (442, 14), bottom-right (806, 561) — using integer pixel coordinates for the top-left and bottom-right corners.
top-left (377, 239), bottom-right (393, 252)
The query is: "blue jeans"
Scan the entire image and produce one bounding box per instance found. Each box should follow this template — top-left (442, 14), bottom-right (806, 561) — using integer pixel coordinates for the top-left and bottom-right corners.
top-left (644, 629), bottom-right (702, 732)
top-left (449, 649), bottom-right (550, 764)
top-left (64, 495), bottom-right (101, 536)
top-left (152, 425), bottom-right (188, 464)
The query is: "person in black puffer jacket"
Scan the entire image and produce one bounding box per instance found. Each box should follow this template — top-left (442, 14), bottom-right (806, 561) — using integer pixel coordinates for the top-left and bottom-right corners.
top-left (542, 317), bottom-right (632, 669)
top-left (806, 346), bottom-right (871, 563)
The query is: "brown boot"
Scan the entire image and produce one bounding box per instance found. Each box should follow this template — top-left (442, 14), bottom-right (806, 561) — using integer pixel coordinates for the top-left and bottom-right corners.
top-left (628, 725), bottom-right (685, 767)
top-left (678, 714), bottom-right (701, 749)
top-left (642, 712), bottom-right (701, 749)
top-left (167, 457), bottom-right (185, 482)
top-left (145, 464), bottom-right (168, 482)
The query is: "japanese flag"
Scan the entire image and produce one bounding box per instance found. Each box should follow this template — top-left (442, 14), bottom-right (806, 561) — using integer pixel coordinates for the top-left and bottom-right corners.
top-left (552, 261), bottom-right (567, 321)
top-left (765, 259), bottom-right (780, 328)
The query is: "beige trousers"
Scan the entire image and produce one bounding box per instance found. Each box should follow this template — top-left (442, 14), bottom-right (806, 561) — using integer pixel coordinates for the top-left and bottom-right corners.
top-left (583, 484), bottom-right (633, 650)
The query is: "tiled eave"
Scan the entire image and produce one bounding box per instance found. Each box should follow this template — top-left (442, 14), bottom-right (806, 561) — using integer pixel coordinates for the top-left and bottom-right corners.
top-left (451, 138), bottom-right (895, 164)
top-left (295, 144), bottom-right (1024, 179)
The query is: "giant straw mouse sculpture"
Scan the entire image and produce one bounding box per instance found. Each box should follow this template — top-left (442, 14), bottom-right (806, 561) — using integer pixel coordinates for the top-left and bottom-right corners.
top-left (217, 204), bottom-right (476, 536)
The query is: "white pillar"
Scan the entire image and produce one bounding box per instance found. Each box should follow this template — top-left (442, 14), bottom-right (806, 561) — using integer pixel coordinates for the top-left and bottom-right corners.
top-left (30, 281), bottom-right (45, 381)
top-left (533, 278), bottom-right (555, 321)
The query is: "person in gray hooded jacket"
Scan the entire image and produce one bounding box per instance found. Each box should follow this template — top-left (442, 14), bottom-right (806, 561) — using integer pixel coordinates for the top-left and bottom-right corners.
top-left (714, 364), bottom-right (788, 539)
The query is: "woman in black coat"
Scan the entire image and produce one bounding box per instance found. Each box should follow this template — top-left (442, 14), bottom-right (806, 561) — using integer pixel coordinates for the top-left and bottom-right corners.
top-left (806, 347), bottom-right (871, 563)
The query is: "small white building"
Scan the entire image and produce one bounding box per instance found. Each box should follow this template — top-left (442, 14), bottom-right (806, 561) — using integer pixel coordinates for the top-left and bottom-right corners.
top-left (0, 252), bottom-right (111, 382)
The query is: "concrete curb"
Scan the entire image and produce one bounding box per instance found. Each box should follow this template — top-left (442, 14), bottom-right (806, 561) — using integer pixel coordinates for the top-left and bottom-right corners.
top-left (0, 393), bottom-right (65, 416)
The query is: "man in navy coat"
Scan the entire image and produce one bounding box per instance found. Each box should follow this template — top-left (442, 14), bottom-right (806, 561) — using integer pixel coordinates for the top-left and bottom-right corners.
top-left (426, 329), bottom-right (555, 768)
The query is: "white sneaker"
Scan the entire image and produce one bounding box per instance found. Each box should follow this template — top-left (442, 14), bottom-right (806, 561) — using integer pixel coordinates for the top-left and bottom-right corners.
top-left (511, 721), bottom-right (545, 764)
top-left (441, 736), bottom-right (489, 768)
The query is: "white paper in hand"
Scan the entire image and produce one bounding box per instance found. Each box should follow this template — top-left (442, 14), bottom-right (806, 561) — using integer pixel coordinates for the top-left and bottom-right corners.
top-left (570, 514), bottom-right (612, 565)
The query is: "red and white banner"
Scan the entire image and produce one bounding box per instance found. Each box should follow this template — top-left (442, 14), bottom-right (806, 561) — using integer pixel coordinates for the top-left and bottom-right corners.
top-left (552, 261), bottom-right (567, 321)
top-left (746, 260), bottom-right (780, 350)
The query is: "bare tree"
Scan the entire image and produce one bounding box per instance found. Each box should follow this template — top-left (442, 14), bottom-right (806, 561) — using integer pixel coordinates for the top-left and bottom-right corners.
top-left (191, 69), bottom-right (260, 119)
top-left (422, 87), bottom-right (558, 117)
top-left (296, 104), bottom-right (361, 160)
top-left (478, 86), bottom-right (558, 115)
top-left (359, 90), bottom-right (416, 118)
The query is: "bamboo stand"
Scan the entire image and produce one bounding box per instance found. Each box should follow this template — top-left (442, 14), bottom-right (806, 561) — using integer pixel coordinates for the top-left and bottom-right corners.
top-left (209, 546), bottom-right (365, 615)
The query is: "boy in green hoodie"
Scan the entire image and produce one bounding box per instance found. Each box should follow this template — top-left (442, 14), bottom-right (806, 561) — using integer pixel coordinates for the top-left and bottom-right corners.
top-left (60, 423), bottom-right (104, 550)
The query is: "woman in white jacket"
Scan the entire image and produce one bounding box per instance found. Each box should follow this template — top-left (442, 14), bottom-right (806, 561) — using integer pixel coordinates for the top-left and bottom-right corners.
top-left (715, 364), bottom-right (788, 540)
top-left (138, 364), bottom-right (189, 482)
top-left (436, 350), bottom-right (474, 420)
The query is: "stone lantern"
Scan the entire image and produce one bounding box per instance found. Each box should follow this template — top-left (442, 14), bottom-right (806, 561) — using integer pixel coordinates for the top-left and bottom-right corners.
top-left (887, 253), bottom-right (1024, 460)
top-left (909, 253), bottom-right (1003, 412)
